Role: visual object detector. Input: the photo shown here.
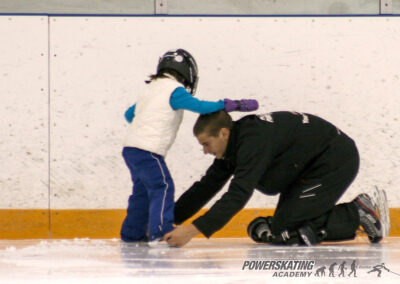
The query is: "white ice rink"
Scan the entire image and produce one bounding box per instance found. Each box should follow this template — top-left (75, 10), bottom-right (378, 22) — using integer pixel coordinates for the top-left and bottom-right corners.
top-left (0, 237), bottom-right (399, 284)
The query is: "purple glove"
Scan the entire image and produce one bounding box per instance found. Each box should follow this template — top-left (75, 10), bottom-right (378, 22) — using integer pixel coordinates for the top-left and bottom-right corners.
top-left (224, 99), bottom-right (259, 112)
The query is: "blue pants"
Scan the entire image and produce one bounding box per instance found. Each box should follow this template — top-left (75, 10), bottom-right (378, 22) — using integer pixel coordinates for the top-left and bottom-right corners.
top-left (121, 147), bottom-right (175, 241)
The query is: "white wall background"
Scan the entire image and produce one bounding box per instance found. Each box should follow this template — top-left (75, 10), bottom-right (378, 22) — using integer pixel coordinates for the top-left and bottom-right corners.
top-left (0, 16), bottom-right (399, 210)
top-left (0, 16), bottom-right (49, 208)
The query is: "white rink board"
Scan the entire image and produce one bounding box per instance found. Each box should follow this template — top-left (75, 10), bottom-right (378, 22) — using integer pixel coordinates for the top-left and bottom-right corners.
top-left (2, 16), bottom-right (399, 209)
top-left (49, 17), bottom-right (400, 209)
top-left (0, 16), bottom-right (49, 208)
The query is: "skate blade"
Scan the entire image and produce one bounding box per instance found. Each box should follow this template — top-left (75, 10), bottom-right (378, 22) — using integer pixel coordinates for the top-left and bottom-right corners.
top-left (374, 186), bottom-right (390, 237)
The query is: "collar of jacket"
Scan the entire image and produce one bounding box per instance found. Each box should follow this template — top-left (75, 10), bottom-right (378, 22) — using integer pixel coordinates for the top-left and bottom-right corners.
top-left (222, 122), bottom-right (238, 161)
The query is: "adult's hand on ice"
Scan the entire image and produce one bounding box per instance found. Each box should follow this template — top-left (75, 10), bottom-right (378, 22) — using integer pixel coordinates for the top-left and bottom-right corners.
top-left (165, 224), bottom-right (200, 247)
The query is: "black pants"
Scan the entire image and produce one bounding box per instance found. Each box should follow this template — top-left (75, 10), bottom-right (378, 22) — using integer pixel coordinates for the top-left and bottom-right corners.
top-left (270, 136), bottom-right (360, 241)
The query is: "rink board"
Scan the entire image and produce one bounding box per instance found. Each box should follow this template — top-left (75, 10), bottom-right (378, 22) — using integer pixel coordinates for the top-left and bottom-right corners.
top-left (1, 16), bottom-right (399, 241)
top-left (1, 16), bottom-right (399, 210)
top-left (0, 208), bottom-right (399, 239)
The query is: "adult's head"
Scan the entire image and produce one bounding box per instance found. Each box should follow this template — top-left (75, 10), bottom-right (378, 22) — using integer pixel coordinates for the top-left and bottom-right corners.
top-left (193, 111), bottom-right (232, 159)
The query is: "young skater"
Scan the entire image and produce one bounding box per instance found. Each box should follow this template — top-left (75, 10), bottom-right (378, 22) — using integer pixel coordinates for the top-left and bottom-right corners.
top-left (121, 49), bottom-right (258, 244)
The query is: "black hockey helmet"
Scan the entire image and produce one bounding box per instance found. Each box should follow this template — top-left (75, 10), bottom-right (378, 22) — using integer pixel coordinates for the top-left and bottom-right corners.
top-left (157, 49), bottom-right (199, 95)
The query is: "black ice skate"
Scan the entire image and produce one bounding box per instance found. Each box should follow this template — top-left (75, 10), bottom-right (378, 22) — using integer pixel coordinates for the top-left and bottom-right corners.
top-left (353, 193), bottom-right (383, 243)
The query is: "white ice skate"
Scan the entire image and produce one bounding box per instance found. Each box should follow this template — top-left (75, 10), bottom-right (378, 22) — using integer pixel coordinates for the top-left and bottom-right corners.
top-left (353, 187), bottom-right (390, 243)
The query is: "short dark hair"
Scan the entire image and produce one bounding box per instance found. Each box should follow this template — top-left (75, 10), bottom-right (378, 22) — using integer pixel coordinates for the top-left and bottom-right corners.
top-left (193, 111), bottom-right (233, 137)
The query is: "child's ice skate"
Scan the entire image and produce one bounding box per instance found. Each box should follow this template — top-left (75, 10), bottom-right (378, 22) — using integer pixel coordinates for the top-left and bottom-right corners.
top-left (147, 237), bottom-right (169, 248)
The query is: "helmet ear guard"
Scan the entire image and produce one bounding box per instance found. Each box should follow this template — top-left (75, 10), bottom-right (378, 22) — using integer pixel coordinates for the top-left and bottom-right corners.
top-left (157, 49), bottom-right (199, 95)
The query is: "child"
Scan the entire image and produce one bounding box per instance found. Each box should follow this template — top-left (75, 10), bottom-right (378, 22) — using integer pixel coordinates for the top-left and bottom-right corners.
top-left (121, 49), bottom-right (258, 244)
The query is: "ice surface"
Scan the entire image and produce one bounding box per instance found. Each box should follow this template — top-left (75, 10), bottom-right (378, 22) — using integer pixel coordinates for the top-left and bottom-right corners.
top-left (0, 238), bottom-right (399, 283)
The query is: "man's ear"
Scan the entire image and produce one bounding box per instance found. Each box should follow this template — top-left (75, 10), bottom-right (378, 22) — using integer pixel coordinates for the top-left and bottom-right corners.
top-left (220, 127), bottom-right (230, 138)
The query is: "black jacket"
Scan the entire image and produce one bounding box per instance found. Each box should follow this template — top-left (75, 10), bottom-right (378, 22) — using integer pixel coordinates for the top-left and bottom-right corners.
top-left (174, 111), bottom-right (355, 237)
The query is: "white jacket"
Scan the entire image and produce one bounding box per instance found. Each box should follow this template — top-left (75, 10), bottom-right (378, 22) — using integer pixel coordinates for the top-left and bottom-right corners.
top-left (123, 77), bottom-right (184, 157)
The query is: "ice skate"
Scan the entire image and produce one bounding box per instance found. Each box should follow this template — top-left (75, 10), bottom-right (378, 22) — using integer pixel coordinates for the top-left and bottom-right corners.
top-left (147, 237), bottom-right (169, 248)
top-left (353, 192), bottom-right (384, 243)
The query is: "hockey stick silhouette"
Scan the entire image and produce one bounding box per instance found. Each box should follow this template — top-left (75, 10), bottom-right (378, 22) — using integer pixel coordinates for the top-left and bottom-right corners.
top-left (387, 269), bottom-right (400, 277)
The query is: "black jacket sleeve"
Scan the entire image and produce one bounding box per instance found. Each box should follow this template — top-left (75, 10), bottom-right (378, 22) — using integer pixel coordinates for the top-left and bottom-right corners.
top-left (192, 122), bottom-right (273, 238)
top-left (174, 159), bottom-right (233, 225)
